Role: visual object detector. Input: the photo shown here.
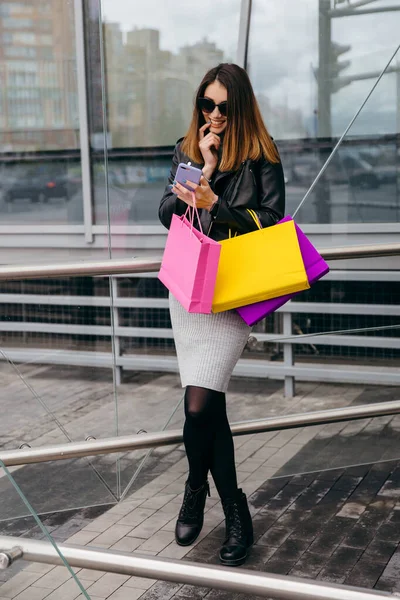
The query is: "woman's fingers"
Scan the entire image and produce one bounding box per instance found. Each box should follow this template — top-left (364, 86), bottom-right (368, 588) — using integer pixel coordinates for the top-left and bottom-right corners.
top-left (200, 132), bottom-right (220, 147)
top-left (172, 182), bottom-right (195, 205)
top-left (181, 180), bottom-right (198, 191)
top-left (172, 180), bottom-right (213, 209)
top-left (199, 122), bottom-right (212, 139)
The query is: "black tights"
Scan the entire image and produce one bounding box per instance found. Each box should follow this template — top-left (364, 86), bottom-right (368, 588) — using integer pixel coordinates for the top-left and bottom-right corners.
top-left (183, 385), bottom-right (238, 500)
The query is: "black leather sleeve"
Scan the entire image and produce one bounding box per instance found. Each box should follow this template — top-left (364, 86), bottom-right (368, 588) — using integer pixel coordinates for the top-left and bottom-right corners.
top-left (211, 159), bottom-right (286, 233)
top-left (158, 142), bottom-right (188, 230)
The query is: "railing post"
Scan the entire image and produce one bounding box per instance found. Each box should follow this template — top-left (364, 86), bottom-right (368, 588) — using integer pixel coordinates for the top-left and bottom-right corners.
top-left (111, 277), bottom-right (122, 386)
top-left (283, 311), bottom-right (295, 398)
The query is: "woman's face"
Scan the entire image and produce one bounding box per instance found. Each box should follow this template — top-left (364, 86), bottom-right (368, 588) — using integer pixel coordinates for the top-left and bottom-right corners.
top-left (201, 80), bottom-right (228, 135)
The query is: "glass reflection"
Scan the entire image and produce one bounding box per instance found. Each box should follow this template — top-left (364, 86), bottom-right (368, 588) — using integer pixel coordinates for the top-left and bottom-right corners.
top-left (95, 0), bottom-right (242, 225)
top-left (0, 0), bottom-right (82, 225)
top-left (247, 0), bottom-right (400, 224)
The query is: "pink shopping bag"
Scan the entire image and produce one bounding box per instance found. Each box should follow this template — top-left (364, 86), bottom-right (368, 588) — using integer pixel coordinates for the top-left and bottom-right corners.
top-left (237, 215), bottom-right (329, 326)
top-left (158, 199), bottom-right (221, 313)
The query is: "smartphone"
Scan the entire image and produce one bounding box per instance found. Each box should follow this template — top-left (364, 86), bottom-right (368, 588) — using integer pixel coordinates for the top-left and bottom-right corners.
top-left (175, 163), bottom-right (202, 191)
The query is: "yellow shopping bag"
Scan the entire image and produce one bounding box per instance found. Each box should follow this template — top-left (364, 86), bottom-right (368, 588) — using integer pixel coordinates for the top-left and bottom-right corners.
top-left (212, 217), bottom-right (310, 313)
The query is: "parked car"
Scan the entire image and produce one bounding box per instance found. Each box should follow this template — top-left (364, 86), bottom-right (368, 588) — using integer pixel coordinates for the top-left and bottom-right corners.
top-left (1, 165), bottom-right (76, 203)
top-left (290, 151), bottom-right (381, 189)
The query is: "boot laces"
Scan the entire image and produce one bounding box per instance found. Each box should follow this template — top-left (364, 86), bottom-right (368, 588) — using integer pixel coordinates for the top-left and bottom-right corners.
top-left (225, 501), bottom-right (244, 538)
top-left (179, 484), bottom-right (205, 521)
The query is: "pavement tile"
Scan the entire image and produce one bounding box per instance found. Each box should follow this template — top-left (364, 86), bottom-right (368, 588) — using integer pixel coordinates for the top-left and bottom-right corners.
top-left (137, 530), bottom-right (175, 553)
top-left (236, 459), bottom-right (264, 474)
top-left (345, 555), bottom-right (391, 588)
top-left (10, 587), bottom-right (50, 600)
top-left (0, 572), bottom-right (44, 598)
top-left (139, 494), bottom-right (178, 510)
top-left (86, 573), bottom-right (130, 597)
top-left (82, 517), bottom-right (119, 534)
top-left (90, 524), bottom-right (133, 548)
top-left (138, 581), bottom-right (184, 600)
top-left (117, 508), bottom-right (156, 528)
top-left (66, 530), bottom-right (100, 545)
top-left (107, 500), bottom-right (143, 516)
top-left (157, 542), bottom-right (192, 560)
top-left (40, 578), bottom-right (92, 600)
top-left (173, 584), bottom-right (210, 599)
top-left (24, 564), bottom-right (54, 575)
top-left (289, 551), bottom-right (327, 579)
top-left (107, 587), bottom-right (144, 600)
top-left (128, 513), bottom-right (173, 539)
top-left (317, 546), bottom-right (364, 584)
top-left (109, 536), bottom-right (143, 552)
top-left (162, 516), bottom-right (178, 533)
top-left (74, 569), bottom-right (106, 582)
top-left (158, 501), bottom-right (182, 517)
top-left (32, 566), bottom-right (73, 590)
top-left (124, 577), bottom-right (157, 590)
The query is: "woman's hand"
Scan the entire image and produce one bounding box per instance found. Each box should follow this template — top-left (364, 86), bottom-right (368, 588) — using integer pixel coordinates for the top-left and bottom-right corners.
top-left (170, 176), bottom-right (218, 212)
top-left (199, 123), bottom-right (220, 178)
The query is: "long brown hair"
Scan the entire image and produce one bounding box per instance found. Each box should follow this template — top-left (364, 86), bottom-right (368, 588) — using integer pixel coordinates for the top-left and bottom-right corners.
top-left (181, 63), bottom-right (280, 171)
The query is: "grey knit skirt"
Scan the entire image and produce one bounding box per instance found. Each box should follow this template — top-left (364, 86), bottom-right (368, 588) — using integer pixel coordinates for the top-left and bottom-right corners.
top-left (169, 293), bottom-right (251, 393)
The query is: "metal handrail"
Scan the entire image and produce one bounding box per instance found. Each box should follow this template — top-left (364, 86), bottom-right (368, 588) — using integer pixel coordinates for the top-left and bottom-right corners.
top-left (1, 400), bottom-right (399, 467)
top-left (0, 537), bottom-right (392, 599)
top-left (0, 242), bottom-right (399, 281)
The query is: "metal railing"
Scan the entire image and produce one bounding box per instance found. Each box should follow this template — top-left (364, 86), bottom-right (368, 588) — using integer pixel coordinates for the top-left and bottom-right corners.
top-left (0, 242), bottom-right (400, 281)
top-left (1, 399), bottom-right (399, 467)
top-left (0, 289), bottom-right (399, 392)
top-left (0, 241), bottom-right (399, 394)
top-left (0, 536), bottom-right (393, 599)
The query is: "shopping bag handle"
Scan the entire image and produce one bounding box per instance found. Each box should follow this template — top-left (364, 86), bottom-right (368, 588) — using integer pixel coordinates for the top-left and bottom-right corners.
top-left (228, 209), bottom-right (261, 239)
top-left (247, 209), bottom-right (262, 230)
top-left (183, 192), bottom-right (203, 235)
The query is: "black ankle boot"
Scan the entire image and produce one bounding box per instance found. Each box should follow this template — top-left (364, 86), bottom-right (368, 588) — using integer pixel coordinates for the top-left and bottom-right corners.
top-left (219, 489), bottom-right (254, 566)
top-left (175, 480), bottom-right (210, 546)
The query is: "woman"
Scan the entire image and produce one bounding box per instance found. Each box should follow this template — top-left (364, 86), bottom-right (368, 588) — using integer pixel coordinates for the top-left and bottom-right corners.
top-left (159, 63), bottom-right (285, 566)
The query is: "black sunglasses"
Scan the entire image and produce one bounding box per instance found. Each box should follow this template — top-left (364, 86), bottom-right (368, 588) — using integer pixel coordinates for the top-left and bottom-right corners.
top-left (198, 97), bottom-right (228, 117)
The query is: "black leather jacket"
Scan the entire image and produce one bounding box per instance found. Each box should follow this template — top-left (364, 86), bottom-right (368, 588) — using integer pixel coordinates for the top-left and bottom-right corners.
top-left (159, 139), bottom-right (285, 241)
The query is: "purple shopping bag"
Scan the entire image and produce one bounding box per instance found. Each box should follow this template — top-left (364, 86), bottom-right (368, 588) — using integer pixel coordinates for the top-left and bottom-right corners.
top-left (237, 216), bottom-right (329, 326)
top-left (158, 202), bottom-right (221, 314)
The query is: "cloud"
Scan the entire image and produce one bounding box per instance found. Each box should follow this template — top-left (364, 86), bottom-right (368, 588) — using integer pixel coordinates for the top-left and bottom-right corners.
top-left (101, 0), bottom-right (241, 57)
top-left (101, 0), bottom-right (400, 137)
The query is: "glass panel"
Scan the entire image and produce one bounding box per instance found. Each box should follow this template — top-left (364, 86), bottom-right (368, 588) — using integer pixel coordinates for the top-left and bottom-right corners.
top-left (97, 0), bottom-right (242, 228)
top-left (232, 279), bottom-right (400, 476)
top-left (248, 0), bottom-right (400, 224)
top-left (0, 460), bottom-right (91, 599)
top-left (0, 0), bottom-right (83, 226)
top-left (0, 347), bottom-right (118, 520)
top-left (0, 0), bottom-right (122, 511)
top-left (282, 138), bottom-right (400, 224)
top-left (97, 0), bottom-right (242, 498)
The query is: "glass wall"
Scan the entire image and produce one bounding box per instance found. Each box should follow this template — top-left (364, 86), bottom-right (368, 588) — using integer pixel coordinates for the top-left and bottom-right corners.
top-left (93, 0), bottom-right (242, 227)
top-left (248, 0), bottom-right (400, 224)
top-left (0, 0), bottom-right (83, 226)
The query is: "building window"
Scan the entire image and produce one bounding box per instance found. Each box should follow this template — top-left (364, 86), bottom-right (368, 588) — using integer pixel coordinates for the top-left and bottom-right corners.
top-left (0, 3), bottom-right (34, 15)
top-left (0, 32), bottom-right (13, 44)
top-left (13, 32), bottom-right (36, 44)
top-left (2, 17), bottom-right (33, 28)
top-left (38, 46), bottom-right (53, 59)
top-left (8, 72), bottom-right (37, 86)
top-left (5, 46), bottom-right (37, 58)
top-left (39, 34), bottom-right (53, 45)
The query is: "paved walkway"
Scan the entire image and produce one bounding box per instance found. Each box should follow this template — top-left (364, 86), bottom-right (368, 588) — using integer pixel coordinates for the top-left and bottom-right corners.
top-left (0, 364), bottom-right (399, 599)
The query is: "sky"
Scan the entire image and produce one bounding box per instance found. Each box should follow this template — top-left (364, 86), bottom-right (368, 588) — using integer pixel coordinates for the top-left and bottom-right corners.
top-left (101, 0), bottom-right (400, 137)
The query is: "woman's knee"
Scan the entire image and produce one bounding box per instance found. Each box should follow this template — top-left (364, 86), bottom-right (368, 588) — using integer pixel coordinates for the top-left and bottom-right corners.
top-left (184, 386), bottom-right (218, 423)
